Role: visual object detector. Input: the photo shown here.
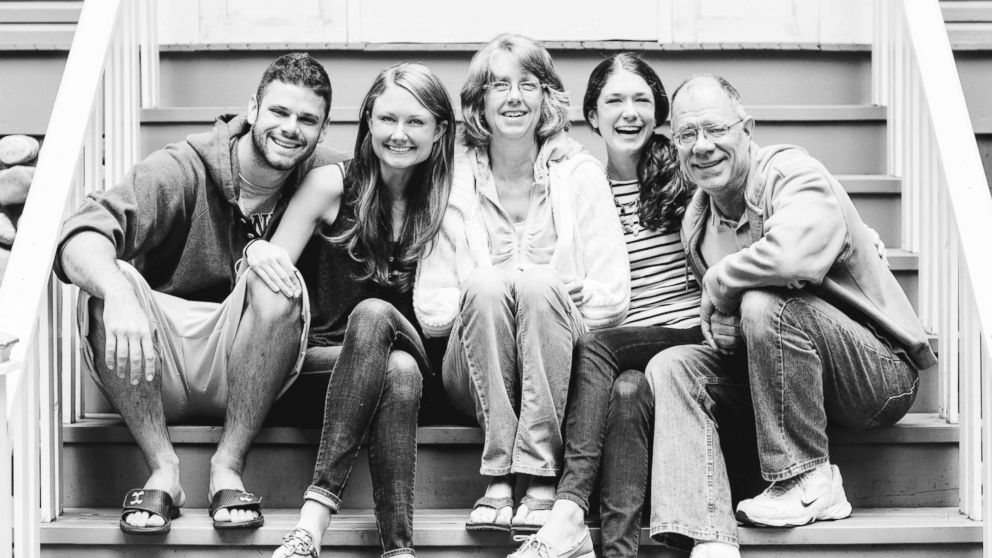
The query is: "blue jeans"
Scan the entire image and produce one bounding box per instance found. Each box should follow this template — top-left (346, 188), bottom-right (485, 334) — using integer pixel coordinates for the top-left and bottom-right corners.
top-left (304, 299), bottom-right (431, 558)
top-left (645, 289), bottom-right (919, 550)
top-left (557, 325), bottom-right (703, 558)
top-left (443, 267), bottom-right (587, 477)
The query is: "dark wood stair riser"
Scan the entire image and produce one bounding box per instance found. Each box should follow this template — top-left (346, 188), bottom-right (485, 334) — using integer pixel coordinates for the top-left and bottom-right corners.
top-left (61, 423), bottom-right (958, 510)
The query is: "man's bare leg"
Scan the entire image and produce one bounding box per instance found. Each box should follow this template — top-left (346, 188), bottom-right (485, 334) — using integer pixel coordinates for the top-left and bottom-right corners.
top-left (211, 272), bottom-right (302, 524)
top-left (88, 297), bottom-right (185, 528)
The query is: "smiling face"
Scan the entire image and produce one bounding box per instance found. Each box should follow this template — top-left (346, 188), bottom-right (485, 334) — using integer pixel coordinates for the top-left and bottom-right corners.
top-left (589, 69), bottom-right (657, 162)
top-left (482, 52), bottom-right (543, 146)
top-left (368, 84), bottom-right (445, 176)
top-left (248, 80), bottom-right (329, 171)
top-left (671, 78), bottom-right (752, 202)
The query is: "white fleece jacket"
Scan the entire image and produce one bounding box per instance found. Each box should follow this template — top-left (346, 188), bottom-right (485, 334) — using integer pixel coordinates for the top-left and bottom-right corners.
top-left (413, 133), bottom-right (630, 338)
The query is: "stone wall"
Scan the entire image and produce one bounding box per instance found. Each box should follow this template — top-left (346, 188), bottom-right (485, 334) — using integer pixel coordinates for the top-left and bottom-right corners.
top-left (0, 135), bottom-right (39, 283)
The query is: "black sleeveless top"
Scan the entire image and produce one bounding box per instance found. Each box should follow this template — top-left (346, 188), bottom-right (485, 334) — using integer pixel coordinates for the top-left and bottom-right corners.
top-left (297, 163), bottom-right (422, 348)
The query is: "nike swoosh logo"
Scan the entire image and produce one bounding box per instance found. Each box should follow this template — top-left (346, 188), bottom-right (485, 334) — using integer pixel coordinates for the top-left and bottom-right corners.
top-left (801, 490), bottom-right (828, 507)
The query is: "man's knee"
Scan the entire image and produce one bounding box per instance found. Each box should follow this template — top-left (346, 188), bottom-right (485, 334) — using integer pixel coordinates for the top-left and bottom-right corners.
top-left (739, 289), bottom-right (785, 326)
top-left (740, 288), bottom-right (813, 346)
top-left (245, 270), bottom-right (301, 324)
top-left (645, 346), bottom-right (702, 398)
top-left (386, 350), bottom-right (423, 403)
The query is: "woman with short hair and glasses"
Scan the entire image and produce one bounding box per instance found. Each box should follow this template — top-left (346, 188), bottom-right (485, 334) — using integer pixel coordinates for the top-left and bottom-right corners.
top-left (413, 34), bottom-right (628, 539)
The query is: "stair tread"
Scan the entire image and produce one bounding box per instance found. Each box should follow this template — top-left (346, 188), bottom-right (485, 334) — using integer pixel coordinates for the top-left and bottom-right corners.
top-left (948, 22), bottom-right (992, 49)
top-left (0, 2), bottom-right (82, 24)
top-left (158, 41), bottom-right (872, 53)
top-left (0, 23), bottom-right (76, 50)
top-left (42, 507), bottom-right (978, 546)
top-left (141, 104), bottom-right (887, 125)
top-left (834, 174), bottom-right (902, 194)
top-left (886, 248), bottom-right (917, 270)
top-left (63, 412), bottom-right (955, 445)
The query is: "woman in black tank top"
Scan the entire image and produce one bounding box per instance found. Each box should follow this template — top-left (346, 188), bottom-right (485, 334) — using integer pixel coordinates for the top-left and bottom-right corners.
top-left (247, 63), bottom-right (455, 558)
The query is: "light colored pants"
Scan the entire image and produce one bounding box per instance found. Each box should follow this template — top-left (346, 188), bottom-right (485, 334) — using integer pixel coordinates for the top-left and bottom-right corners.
top-left (78, 261), bottom-right (310, 423)
top-left (645, 288), bottom-right (919, 550)
top-left (443, 267), bottom-right (586, 477)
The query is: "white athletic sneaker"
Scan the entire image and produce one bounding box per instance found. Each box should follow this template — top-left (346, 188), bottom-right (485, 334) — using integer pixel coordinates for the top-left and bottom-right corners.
top-left (735, 463), bottom-right (853, 527)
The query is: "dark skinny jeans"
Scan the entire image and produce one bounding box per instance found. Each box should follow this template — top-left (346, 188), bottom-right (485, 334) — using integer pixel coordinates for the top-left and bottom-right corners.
top-left (558, 325), bottom-right (703, 558)
top-left (303, 298), bottom-right (431, 558)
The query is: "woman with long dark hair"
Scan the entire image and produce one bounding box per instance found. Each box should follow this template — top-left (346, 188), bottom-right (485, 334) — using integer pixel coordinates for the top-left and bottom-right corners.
top-left (509, 53), bottom-right (705, 558)
top-left (258, 62), bottom-right (455, 558)
top-left (414, 34), bottom-right (629, 545)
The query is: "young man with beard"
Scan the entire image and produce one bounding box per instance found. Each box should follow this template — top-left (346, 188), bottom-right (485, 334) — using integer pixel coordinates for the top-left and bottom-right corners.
top-left (54, 53), bottom-right (346, 535)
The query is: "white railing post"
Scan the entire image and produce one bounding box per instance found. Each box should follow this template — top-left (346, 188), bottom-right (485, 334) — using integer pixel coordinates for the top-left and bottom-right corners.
top-left (0, 335), bottom-right (16, 558)
top-left (138, 0), bottom-right (159, 108)
top-left (881, 0), bottom-right (992, 531)
top-left (871, 0), bottom-right (887, 107)
top-left (0, 0), bottom-right (140, 554)
top-left (984, 332), bottom-right (992, 557)
top-left (39, 276), bottom-right (62, 522)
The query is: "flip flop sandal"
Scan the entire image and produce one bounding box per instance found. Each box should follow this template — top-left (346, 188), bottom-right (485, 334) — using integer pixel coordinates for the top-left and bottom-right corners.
top-left (119, 488), bottom-right (181, 535)
top-left (511, 494), bottom-right (556, 539)
top-left (275, 527), bottom-right (320, 557)
top-left (209, 489), bottom-right (264, 530)
top-left (465, 495), bottom-right (514, 532)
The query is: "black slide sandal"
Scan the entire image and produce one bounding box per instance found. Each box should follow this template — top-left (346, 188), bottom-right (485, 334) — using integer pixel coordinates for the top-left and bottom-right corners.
top-left (119, 488), bottom-right (181, 535)
top-left (209, 489), bottom-right (264, 530)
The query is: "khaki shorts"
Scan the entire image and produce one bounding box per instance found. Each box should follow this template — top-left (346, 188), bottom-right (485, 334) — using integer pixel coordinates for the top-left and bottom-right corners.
top-left (78, 261), bottom-right (310, 423)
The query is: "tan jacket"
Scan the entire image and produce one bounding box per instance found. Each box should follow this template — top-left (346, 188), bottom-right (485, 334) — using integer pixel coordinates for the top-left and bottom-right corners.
top-left (681, 143), bottom-right (937, 370)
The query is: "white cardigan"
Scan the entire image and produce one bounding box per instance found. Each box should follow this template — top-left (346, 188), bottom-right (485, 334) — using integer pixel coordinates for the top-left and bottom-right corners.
top-left (413, 133), bottom-right (630, 338)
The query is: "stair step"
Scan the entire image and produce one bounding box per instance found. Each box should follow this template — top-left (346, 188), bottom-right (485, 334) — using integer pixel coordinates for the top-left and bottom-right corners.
top-left (835, 174), bottom-right (902, 194)
top-left (41, 507), bottom-right (980, 557)
top-left (948, 22), bottom-right (992, 49)
top-left (139, 104), bottom-right (886, 125)
top-left (63, 411), bottom-right (954, 446)
top-left (0, 23), bottom-right (76, 50)
top-left (61, 413), bottom-right (958, 510)
top-left (0, 1), bottom-right (82, 24)
top-left (158, 48), bottom-right (873, 107)
top-left (139, 105), bottom-right (887, 175)
top-left (159, 40), bottom-right (874, 53)
top-left (0, 51), bottom-right (67, 135)
top-left (887, 248), bottom-right (917, 270)
top-left (0, 1), bottom-right (79, 50)
top-left (944, 1), bottom-right (992, 23)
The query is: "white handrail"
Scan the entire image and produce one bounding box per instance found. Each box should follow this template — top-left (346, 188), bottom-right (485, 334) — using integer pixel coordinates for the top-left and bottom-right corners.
top-left (0, 0), bottom-right (144, 555)
top-left (873, 0), bottom-right (992, 541)
top-left (0, 3), bottom-right (120, 368)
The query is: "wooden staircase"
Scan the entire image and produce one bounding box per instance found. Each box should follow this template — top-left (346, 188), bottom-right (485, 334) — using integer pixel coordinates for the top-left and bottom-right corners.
top-left (49, 412), bottom-right (975, 557)
top-left (943, 0), bottom-right (992, 194)
top-left (1, 3), bottom-right (987, 557)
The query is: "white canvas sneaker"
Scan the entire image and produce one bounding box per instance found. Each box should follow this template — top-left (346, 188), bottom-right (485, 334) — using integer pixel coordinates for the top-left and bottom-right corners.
top-left (735, 463), bottom-right (853, 527)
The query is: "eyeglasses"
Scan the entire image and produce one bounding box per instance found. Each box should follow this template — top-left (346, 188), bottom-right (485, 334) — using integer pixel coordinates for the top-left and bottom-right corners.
top-left (485, 80), bottom-right (543, 96)
top-left (673, 118), bottom-right (745, 148)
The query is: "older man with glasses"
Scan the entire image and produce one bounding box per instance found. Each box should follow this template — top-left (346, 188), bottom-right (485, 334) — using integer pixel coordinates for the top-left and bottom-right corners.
top-left (642, 74), bottom-right (936, 558)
